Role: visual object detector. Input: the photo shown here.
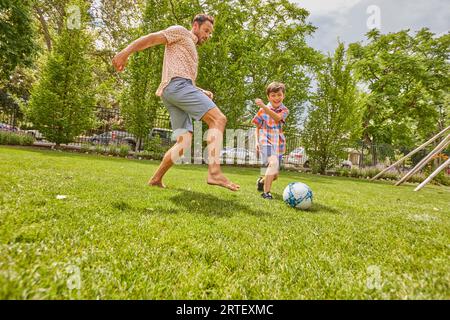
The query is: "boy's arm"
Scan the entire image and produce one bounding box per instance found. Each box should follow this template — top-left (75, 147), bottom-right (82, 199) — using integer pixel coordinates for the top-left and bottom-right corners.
top-left (262, 106), bottom-right (282, 122)
top-left (252, 111), bottom-right (263, 152)
top-left (112, 32), bottom-right (167, 72)
top-left (255, 99), bottom-right (282, 122)
top-left (255, 128), bottom-right (260, 151)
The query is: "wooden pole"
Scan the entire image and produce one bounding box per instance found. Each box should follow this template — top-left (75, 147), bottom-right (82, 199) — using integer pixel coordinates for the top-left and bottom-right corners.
top-left (371, 126), bottom-right (450, 181)
top-left (414, 158), bottom-right (450, 191)
top-left (395, 135), bottom-right (450, 186)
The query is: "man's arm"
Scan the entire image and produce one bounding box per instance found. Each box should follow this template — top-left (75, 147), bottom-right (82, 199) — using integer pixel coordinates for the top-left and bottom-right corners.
top-left (112, 32), bottom-right (167, 72)
top-left (196, 86), bottom-right (214, 100)
top-left (255, 99), bottom-right (282, 122)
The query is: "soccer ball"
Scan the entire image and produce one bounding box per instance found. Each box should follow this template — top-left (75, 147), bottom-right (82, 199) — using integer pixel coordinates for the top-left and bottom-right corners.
top-left (283, 182), bottom-right (313, 210)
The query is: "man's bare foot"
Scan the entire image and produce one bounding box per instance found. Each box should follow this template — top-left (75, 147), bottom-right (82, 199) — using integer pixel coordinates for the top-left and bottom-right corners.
top-left (148, 179), bottom-right (166, 188)
top-left (207, 174), bottom-right (240, 191)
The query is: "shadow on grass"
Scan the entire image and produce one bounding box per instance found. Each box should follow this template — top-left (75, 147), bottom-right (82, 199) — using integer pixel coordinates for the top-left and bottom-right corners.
top-left (165, 162), bottom-right (262, 176)
top-left (271, 192), bottom-right (343, 215)
top-left (307, 202), bottom-right (343, 214)
top-left (168, 188), bottom-right (269, 217)
top-left (110, 189), bottom-right (285, 218)
top-left (109, 200), bottom-right (181, 216)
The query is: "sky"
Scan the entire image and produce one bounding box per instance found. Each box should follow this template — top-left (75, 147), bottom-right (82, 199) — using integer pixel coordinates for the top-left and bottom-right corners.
top-left (293, 0), bottom-right (450, 54)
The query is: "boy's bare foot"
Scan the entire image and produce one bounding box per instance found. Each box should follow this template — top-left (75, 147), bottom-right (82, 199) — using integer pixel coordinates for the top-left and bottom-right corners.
top-left (148, 179), bottom-right (166, 188)
top-left (207, 174), bottom-right (240, 191)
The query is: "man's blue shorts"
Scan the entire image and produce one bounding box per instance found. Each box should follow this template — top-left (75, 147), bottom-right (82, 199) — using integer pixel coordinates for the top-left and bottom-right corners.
top-left (161, 77), bottom-right (217, 134)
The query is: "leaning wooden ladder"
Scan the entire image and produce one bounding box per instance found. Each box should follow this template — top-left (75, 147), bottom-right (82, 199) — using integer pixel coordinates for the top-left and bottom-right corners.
top-left (370, 126), bottom-right (450, 191)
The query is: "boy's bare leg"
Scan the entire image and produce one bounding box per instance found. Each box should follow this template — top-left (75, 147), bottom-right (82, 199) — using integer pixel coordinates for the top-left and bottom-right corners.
top-left (263, 174), bottom-right (278, 193)
top-left (201, 107), bottom-right (240, 191)
top-left (261, 173), bottom-right (278, 183)
top-left (263, 156), bottom-right (279, 193)
top-left (148, 132), bottom-right (192, 188)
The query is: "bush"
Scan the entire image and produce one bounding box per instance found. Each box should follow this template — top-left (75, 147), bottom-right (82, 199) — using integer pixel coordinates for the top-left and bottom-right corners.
top-left (350, 168), bottom-right (360, 178)
top-left (135, 150), bottom-right (153, 160)
top-left (144, 135), bottom-right (170, 155)
top-left (433, 173), bottom-right (450, 186)
top-left (80, 143), bottom-right (91, 153)
top-left (382, 171), bottom-right (399, 181)
top-left (331, 165), bottom-right (450, 186)
top-left (118, 144), bottom-right (130, 157)
top-left (134, 149), bottom-right (165, 161)
top-left (0, 131), bottom-right (35, 146)
top-left (94, 144), bottom-right (105, 154)
top-left (88, 143), bottom-right (130, 157)
top-left (108, 145), bottom-right (119, 156)
top-left (337, 168), bottom-right (350, 177)
top-left (365, 167), bottom-right (381, 178)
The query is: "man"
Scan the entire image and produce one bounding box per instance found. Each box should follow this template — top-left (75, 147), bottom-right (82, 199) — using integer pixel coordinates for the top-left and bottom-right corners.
top-left (112, 14), bottom-right (239, 191)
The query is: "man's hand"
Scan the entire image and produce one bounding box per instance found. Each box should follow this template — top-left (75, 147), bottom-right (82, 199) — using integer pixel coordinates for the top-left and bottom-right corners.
top-left (112, 50), bottom-right (129, 72)
top-left (255, 143), bottom-right (260, 153)
top-left (255, 98), bottom-right (266, 108)
top-left (202, 90), bottom-right (214, 100)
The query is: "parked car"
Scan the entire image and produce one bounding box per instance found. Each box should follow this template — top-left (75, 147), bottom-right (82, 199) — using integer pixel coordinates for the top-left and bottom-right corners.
top-left (220, 147), bottom-right (254, 164)
top-left (247, 149), bottom-right (261, 165)
top-left (0, 122), bottom-right (18, 132)
top-left (24, 129), bottom-right (44, 140)
top-left (341, 160), bottom-right (353, 169)
top-left (149, 128), bottom-right (173, 145)
top-left (286, 147), bottom-right (309, 167)
top-left (88, 130), bottom-right (136, 148)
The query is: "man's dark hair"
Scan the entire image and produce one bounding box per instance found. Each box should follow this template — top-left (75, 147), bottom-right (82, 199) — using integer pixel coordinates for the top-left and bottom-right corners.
top-left (192, 14), bottom-right (214, 26)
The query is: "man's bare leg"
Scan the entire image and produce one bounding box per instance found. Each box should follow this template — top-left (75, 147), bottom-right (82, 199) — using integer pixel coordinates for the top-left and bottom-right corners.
top-left (148, 132), bottom-right (192, 188)
top-left (201, 107), bottom-right (240, 191)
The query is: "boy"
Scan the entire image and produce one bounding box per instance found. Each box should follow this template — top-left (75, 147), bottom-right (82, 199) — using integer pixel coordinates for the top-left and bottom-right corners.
top-left (252, 82), bottom-right (289, 199)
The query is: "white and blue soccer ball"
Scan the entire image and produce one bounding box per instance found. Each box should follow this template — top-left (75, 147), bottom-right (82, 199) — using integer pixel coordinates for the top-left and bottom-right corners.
top-left (283, 182), bottom-right (313, 210)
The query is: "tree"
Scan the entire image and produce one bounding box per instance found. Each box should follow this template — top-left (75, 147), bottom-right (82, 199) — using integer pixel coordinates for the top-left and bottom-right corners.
top-left (119, 0), bottom-right (176, 151)
top-left (302, 43), bottom-right (362, 174)
top-left (88, 0), bottom-right (145, 109)
top-left (31, 0), bottom-right (145, 111)
top-left (0, 66), bottom-right (36, 126)
top-left (197, 0), bottom-right (318, 130)
top-left (348, 29), bottom-right (450, 164)
top-left (26, 0), bottom-right (95, 146)
top-left (117, 0), bottom-right (319, 149)
top-left (0, 0), bottom-right (37, 125)
top-left (0, 0), bottom-right (37, 81)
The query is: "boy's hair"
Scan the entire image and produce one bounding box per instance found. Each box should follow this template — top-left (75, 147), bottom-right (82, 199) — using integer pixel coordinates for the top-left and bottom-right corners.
top-left (192, 14), bottom-right (215, 26)
top-left (266, 82), bottom-right (285, 96)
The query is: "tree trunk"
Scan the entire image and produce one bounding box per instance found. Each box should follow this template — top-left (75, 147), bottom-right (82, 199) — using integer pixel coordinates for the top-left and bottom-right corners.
top-left (34, 7), bottom-right (52, 51)
top-left (360, 141), bottom-right (365, 168)
top-left (371, 141), bottom-right (377, 166)
top-left (136, 137), bottom-right (142, 153)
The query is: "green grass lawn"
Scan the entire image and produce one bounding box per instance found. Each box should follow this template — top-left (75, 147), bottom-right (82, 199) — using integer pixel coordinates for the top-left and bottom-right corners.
top-left (0, 146), bottom-right (449, 299)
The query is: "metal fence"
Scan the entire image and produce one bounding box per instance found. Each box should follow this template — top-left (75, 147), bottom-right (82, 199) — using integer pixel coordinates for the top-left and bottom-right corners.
top-left (0, 106), bottom-right (19, 127)
top-left (70, 107), bottom-right (173, 151)
top-left (4, 105), bottom-right (445, 169)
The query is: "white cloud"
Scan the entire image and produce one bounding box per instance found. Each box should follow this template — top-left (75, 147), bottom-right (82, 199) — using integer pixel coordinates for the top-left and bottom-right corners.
top-left (293, 0), bottom-right (362, 15)
top-left (302, 0), bottom-right (450, 54)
